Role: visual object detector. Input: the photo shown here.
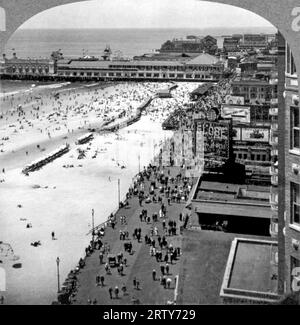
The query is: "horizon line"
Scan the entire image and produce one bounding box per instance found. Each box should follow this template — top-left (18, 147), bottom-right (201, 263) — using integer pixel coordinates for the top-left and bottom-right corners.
top-left (19, 26), bottom-right (277, 31)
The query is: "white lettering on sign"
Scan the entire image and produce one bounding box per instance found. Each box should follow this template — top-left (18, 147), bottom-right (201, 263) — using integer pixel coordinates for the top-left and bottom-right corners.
top-left (291, 7), bottom-right (300, 32)
top-left (291, 267), bottom-right (300, 292)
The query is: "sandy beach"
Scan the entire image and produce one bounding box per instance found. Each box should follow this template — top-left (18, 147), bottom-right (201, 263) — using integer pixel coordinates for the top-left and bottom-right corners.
top-left (0, 80), bottom-right (200, 304)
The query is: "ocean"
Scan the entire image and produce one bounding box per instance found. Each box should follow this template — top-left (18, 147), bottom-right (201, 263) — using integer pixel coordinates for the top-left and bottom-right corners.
top-left (5, 27), bottom-right (276, 60)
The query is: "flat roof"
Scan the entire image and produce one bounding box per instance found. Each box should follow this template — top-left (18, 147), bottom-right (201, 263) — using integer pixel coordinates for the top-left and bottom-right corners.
top-left (193, 201), bottom-right (272, 219)
top-left (177, 230), bottom-right (272, 304)
top-left (220, 238), bottom-right (279, 303)
top-left (200, 181), bottom-right (240, 193)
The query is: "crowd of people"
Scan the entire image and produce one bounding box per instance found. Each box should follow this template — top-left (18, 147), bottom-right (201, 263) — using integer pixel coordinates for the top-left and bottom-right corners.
top-left (56, 161), bottom-right (193, 305)
top-left (161, 77), bottom-right (234, 131)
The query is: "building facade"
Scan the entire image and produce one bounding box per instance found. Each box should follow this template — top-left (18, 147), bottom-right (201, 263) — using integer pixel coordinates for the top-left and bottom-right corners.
top-left (56, 54), bottom-right (224, 82)
top-left (283, 42), bottom-right (300, 294)
top-left (231, 77), bottom-right (277, 104)
top-left (1, 53), bottom-right (55, 77)
top-left (239, 34), bottom-right (269, 49)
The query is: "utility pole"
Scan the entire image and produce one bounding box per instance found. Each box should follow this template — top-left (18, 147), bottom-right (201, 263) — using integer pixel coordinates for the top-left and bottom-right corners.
top-left (56, 257), bottom-right (60, 293)
top-left (92, 209), bottom-right (95, 243)
top-left (118, 179), bottom-right (120, 208)
top-left (138, 154), bottom-right (141, 174)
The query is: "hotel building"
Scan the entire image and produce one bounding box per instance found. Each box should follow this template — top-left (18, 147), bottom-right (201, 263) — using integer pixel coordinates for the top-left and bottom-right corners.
top-left (282, 41), bottom-right (300, 294)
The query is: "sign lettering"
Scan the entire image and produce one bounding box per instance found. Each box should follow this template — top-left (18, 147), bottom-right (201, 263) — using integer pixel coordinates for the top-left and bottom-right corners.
top-left (291, 7), bottom-right (300, 32)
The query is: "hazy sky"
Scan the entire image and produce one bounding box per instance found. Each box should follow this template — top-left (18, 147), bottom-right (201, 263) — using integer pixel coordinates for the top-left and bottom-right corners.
top-left (20, 0), bottom-right (275, 29)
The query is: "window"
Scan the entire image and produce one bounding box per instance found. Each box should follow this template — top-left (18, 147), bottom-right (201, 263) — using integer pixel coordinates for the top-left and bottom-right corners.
top-left (291, 182), bottom-right (300, 225)
top-left (291, 106), bottom-right (300, 149)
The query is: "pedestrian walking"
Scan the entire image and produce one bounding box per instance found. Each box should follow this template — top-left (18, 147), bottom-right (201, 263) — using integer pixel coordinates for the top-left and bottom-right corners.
top-left (108, 287), bottom-right (113, 299)
top-left (160, 264), bottom-right (165, 275)
top-left (162, 276), bottom-right (166, 289)
top-left (133, 277), bottom-right (137, 289)
top-left (164, 254), bottom-right (169, 263)
top-left (100, 275), bottom-right (105, 287)
top-left (166, 263), bottom-right (169, 275)
top-left (99, 252), bottom-right (103, 264)
top-left (166, 278), bottom-right (172, 289)
top-left (121, 283), bottom-right (127, 296)
top-left (136, 279), bottom-right (140, 290)
top-left (114, 286), bottom-right (119, 299)
top-left (96, 275), bottom-right (100, 286)
top-left (152, 269), bottom-right (156, 281)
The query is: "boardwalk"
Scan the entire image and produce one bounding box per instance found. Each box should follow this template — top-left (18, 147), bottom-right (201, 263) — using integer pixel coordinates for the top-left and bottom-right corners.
top-left (66, 166), bottom-right (194, 305)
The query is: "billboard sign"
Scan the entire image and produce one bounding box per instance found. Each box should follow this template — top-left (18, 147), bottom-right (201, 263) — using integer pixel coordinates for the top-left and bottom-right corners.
top-left (221, 105), bottom-right (250, 124)
top-left (225, 95), bottom-right (245, 105)
top-left (241, 127), bottom-right (270, 142)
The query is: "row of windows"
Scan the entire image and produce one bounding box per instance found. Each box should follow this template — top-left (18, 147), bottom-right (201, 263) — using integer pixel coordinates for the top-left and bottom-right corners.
top-left (59, 71), bottom-right (213, 79)
top-left (233, 87), bottom-right (269, 92)
top-left (111, 65), bottom-right (221, 72)
top-left (233, 152), bottom-right (268, 161)
top-left (10, 68), bottom-right (49, 74)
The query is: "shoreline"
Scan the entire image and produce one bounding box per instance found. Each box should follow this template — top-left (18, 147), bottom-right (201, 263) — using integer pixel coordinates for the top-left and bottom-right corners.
top-left (0, 81), bottom-right (198, 304)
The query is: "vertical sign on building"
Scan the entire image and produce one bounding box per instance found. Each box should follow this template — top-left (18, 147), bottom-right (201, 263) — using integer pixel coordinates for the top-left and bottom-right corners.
top-left (173, 130), bottom-right (183, 166)
top-left (162, 138), bottom-right (171, 166)
top-left (195, 119), bottom-right (231, 169)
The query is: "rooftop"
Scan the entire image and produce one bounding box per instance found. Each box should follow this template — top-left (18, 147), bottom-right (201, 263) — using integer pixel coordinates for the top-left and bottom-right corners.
top-left (177, 230), bottom-right (274, 304)
top-left (220, 238), bottom-right (279, 303)
top-left (192, 178), bottom-right (271, 219)
top-left (186, 53), bottom-right (220, 65)
top-left (190, 83), bottom-right (214, 95)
